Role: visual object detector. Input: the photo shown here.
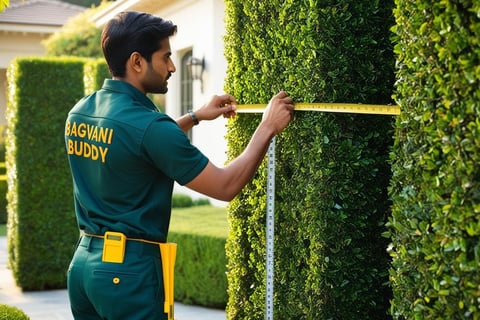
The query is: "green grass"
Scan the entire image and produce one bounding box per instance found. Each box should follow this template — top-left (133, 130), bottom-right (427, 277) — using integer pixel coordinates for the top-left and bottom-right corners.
top-left (0, 205), bottom-right (228, 238)
top-left (170, 205), bottom-right (228, 238)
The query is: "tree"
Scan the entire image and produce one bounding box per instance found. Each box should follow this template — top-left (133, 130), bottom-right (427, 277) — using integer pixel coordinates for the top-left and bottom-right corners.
top-left (42, 2), bottom-right (111, 58)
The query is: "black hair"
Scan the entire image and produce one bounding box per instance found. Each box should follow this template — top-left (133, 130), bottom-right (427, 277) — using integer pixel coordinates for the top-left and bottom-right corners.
top-left (101, 11), bottom-right (177, 77)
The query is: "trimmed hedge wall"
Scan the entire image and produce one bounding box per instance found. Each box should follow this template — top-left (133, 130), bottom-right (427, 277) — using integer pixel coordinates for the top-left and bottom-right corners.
top-left (224, 1), bottom-right (395, 319)
top-left (388, 1), bottom-right (480, 318)
top-left (83, 58), bottom-right (110, 95)
top-left (169, 231), bottom-right (227, 308)
top-left (6, 57), bottom-right (84, 289)
top-left (169, 205), bottom-right (229, 308)
top-left (0, 161), bottom-right (6, 224)
top-left (0, 125), bottom-right (6, 224)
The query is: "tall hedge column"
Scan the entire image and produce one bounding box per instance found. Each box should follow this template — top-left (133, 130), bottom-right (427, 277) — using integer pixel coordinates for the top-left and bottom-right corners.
top-left (389, 1), bottom-right (480, 318)
top-left (224, 1), bottom-right (395, 319)
top-left (6, 58), bottom-right (84, 290)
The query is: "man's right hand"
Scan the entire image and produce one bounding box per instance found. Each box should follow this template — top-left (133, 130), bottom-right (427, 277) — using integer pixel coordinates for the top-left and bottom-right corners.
top-left (261, 91), bottom-right (295, 136)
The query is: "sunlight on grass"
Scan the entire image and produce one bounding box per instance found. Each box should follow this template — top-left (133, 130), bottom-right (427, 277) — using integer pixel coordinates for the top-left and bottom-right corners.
top-left (170, 205), bottom-right (228, 238)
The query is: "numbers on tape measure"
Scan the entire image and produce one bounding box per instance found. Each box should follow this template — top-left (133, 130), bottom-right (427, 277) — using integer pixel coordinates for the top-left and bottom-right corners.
top-left (236, 103), bottom-right (400, 115)
top-left (265, 137), bottom-right (276, 320)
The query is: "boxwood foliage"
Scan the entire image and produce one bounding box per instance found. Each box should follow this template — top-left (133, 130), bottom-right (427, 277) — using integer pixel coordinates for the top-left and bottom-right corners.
top-left (224, 1), bottom-right (395, 319)
top-left (83, 58), bottom-right (110, 95)
top-left (6, 57), bottom-right (83, 290)
top-left (388, 1), bottom-right (480, 318)
top-left (0, 304), bottom-right (30, 320)
top-left (169, 231), bottom-right (228, 308)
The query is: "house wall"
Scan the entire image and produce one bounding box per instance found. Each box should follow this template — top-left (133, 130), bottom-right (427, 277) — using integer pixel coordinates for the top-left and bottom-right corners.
top-left (155, 0), bottom-right (230, 206)
top-left (0, 31), bottom-right (50, 125)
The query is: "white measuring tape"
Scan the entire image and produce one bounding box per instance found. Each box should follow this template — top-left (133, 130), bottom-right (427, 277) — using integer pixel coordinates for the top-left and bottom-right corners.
top-left (265, 137), bottom-right (276, 320)
top-left (236, 102), bottom-right (400, 319)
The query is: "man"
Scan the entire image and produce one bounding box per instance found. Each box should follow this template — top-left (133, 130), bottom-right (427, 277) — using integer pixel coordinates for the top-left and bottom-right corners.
top-left (65, 11), bottom-right (294, 319)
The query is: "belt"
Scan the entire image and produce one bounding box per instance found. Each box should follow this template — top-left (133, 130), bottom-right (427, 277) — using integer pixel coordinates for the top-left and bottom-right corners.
top-left (80, 233), bottom-right (161, 257)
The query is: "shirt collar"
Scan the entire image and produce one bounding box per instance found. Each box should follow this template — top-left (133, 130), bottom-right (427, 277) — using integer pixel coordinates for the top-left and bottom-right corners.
top-left (102, 79), bottom-right (158, 111)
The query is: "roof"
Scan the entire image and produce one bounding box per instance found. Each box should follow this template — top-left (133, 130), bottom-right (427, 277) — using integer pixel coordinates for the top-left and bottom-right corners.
top-left (0, 0), bottom-right (85, 26)
top-left (92, 0), bottom-right (177, 26)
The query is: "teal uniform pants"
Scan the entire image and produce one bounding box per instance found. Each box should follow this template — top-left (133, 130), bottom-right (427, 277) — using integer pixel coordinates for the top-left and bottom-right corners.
top-left (68, 235), bottom-right (167, 320)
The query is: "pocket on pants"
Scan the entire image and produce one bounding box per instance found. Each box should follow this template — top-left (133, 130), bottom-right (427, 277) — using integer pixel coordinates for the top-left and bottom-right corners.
top-left (85, 256), bottom-right (164, 319)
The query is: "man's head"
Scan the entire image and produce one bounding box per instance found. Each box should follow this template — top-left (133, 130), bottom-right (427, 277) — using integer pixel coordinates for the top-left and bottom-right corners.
top-left (101, 12), bottom-right (177, 81)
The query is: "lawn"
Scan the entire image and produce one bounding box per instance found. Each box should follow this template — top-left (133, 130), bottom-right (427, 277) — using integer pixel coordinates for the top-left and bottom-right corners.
top-left (170, 205), bottom-right (228, 237)
top-left (0, 205), bottom-right (228, 238)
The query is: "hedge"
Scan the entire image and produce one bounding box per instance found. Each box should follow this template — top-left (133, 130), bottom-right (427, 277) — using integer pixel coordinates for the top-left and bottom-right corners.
top-left (0, 161), bottom-right (6, 224)
top-left (6, 57), bottom-right (85, 290)
top-left (83, 58), bottom-right (110, 95)
top-left (168, 205), bottom-right (229, 308)
top-left (0, 125), bottom-right (7, 224)
top-left (4, 57), bottom-right (110, 289)
top-left (0, 304), bottom-right (30, 320)
top-left (224, 1), bottom-right (395, 319)
top-left (388, 1), bottom-right (480, 318)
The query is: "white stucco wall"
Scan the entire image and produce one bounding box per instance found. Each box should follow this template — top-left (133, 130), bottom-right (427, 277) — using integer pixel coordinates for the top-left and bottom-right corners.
top-left (0, 31), bottom-right (51, 70)
top-left (156, 0), bottom-right (230, 206)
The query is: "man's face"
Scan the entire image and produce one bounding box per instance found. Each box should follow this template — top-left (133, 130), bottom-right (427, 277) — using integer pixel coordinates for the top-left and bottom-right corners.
top-left (143, 38), bottom-right (176, 94)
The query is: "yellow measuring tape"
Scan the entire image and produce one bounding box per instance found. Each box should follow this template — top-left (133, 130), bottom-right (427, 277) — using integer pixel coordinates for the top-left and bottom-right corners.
top-left (236, 102), bottom-right (400, 115)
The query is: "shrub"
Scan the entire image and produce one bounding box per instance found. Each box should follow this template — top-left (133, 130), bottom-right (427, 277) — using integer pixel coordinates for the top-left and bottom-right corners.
top-left (193, 198), bottom-right (210, 206)
top-left (172, 194), bottom-right (194, 208)
top-left (0, 304), bottom-right (30, 319)
top-left (83, 58), bottom-right (110, 95)
top-left (388, 1), bottom-right (480, 318)
top-left (6, 57), bottom-right (83, 290)
top-left (169, 206), bottom-right (229, 307)
top-left (172, 194), bottom-right (211, 208)
top-left (42, 4), bottom-right (107, 58)
top-left (224, 0), bottom-right (395, 318)
top-left (0, 163), bottom-right (6, 224)
top-left (0, 125), bottom-right (6, 224)
top-left (169, 232), bottom-right (227, 308)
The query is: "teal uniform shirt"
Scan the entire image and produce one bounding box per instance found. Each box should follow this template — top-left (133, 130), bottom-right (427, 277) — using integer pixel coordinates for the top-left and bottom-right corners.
top-left (65, 79), bottom-right (208, 242)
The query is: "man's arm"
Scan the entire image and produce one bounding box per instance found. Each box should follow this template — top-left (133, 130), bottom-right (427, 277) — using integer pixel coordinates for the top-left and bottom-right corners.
top-left (186, 91), bottom-right (294, 201)
top-left (176, 94), bottom-right (237, 133)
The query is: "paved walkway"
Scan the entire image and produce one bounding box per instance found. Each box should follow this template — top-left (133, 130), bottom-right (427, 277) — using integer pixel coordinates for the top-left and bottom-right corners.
top-left (0, 237), bottom-right (226, 320)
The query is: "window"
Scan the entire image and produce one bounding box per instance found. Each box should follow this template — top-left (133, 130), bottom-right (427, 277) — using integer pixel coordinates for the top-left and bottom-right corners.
top-left (181, 50), bottom-right (193, 140)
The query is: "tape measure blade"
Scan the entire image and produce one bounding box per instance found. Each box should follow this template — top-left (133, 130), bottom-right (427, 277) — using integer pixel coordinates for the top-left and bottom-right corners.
top-left (295, 103), bottom-right (400, 115)
top-left (265, 137), bottom-right (275, 320)
top-left (236, 103), bottom-right (400, 115)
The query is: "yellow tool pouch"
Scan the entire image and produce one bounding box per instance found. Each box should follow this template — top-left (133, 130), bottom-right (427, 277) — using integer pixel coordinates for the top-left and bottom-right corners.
top-left (102, 231), bottom-right (126, 263)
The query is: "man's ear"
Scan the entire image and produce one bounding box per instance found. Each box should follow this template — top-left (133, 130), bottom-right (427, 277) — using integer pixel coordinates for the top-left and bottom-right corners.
top-left (128, 52), bottom-right (144, 73)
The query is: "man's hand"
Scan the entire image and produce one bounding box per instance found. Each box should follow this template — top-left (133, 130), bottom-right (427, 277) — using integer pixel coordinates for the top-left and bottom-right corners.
top-left (195, 94), bottom-right (237, 122)
top-left (261, 91), bottom-right (294, 136)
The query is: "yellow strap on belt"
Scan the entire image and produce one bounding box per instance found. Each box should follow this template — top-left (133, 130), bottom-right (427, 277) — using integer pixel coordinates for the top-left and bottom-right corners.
top-left (159, 243), bottom-right (177, 320)
top-left (236, 102), bottom-right (400, 115)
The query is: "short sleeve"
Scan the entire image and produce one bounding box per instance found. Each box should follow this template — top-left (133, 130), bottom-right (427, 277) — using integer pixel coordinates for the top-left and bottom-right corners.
top-left (142, 117), bottom-right (209, 185)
